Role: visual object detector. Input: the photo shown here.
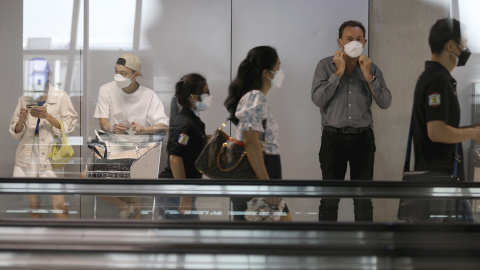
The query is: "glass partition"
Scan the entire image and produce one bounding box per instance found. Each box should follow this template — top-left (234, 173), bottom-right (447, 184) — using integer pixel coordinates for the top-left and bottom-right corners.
top-left (1, 180), bottom-right (480, 269)
top-left (1, 179), bottom-right (480, 223)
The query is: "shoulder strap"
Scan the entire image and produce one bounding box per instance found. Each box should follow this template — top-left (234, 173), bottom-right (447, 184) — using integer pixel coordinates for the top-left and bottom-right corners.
top-left (403, 118), bottom-right (414, 173)
top-left (224, 118), bottom-right (267, 143)
top-left (453, 143), bottom-right (460, 178)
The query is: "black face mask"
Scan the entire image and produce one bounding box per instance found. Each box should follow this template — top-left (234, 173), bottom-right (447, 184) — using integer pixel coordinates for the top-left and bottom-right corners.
top-left (454, 43), bottom-right (471, 67)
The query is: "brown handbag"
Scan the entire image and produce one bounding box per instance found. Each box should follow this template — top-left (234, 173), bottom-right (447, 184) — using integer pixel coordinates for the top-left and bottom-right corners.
top-left (195, 124), bottom-right (257, 179)
top-left (195, 121), bottom-right (266, 179)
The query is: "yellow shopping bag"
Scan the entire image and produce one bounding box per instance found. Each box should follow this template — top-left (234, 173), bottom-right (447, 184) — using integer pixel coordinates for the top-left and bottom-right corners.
top-left (49, 119), bottom-right (74, 167)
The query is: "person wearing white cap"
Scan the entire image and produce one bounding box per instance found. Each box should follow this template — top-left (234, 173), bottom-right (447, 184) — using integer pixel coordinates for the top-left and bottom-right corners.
top-left (94, 53), bottom-right (169, 135)
top-left (93, 53), bottom-right (169, 219)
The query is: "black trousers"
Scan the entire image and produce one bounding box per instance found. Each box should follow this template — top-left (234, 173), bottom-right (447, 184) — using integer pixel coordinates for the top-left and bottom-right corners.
top-left (318, 128), bottom-right (375, 222)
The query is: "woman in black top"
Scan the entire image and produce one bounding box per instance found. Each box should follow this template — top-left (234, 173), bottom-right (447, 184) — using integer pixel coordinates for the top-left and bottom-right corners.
top-left (158, 73), bottom-right (210, 220)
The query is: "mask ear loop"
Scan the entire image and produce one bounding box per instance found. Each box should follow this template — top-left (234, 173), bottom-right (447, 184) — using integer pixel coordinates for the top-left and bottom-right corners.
top-left (130, 72), bottom-right (140, 81)
top-left (444, 41), bottom-right (455, 52)
top-left (263, 69), bottom-right (274, 81)
top-left (445, 41), bottom-right (460, 59)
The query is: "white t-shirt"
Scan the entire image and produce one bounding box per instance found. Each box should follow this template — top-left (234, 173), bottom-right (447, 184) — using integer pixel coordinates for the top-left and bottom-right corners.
top-left (93, 81), bottom-right (169, 129)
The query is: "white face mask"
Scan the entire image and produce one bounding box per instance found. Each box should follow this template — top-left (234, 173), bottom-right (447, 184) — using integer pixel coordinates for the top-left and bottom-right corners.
top-left (114, 73), bottom-right (134, 88)
top-left (268, 68), bottom-right (285, 89)
top-left (194, 94), bottom-right (212, 112)
top-left (342, 40), bottom-right (364, 58)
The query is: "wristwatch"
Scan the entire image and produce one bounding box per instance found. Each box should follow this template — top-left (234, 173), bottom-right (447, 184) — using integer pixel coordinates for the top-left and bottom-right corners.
top-left (111, 124), bottom-right (116, 133)
top-left (369, 75), bottom-right (376, 84)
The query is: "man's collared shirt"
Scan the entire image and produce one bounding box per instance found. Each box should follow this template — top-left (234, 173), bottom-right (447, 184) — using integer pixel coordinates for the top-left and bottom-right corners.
top-left (311, 55), bottom-right (392, 128)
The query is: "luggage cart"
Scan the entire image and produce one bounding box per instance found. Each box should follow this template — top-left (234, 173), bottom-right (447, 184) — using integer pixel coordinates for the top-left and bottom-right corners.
top-left (85, 131), bottom-right (164, 219)
top-left (85, 131), bottom-right (163, 179)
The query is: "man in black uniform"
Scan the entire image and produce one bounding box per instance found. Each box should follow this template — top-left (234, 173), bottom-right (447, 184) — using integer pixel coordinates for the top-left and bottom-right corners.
top-left (412, 18), bottom-right (480, 179)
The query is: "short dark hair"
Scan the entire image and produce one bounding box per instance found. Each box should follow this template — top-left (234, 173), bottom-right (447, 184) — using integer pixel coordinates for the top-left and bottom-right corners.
top-left (429, 18), bottom-right (462, 55)
top-left (338, 20), bottom-right (366, 39)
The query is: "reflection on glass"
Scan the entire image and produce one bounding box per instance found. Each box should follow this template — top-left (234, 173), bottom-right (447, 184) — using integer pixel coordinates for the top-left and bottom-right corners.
top-left (23, 57), bottom-right (69, 98)
top-left (89, 0), bottom-right (135, 50)
top-left (459, 0), bottom-right (480, 53)
top-left (23, 0), bottom-right (74, 50)
top-left (398, 197), bottom-right (475, 223)
top-left (0, 192), bottom-right (479, 223)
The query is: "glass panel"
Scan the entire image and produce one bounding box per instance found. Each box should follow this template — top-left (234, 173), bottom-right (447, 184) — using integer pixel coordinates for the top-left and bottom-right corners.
top-left (89, 0), bottom-right (135, 50)
top-left (458, 0), bottom-right (480, 53)
top-left (22, 56), bottom-right (68, 97)
top-left (20, 0), bottom-right (83, 180)
top-left (0, 180), bottom-right (479, 223)
top-left (23, 0), bottom-right (74, 50)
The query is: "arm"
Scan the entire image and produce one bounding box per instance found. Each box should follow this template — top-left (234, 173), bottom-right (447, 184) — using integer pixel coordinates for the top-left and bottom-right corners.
top-left (132, 122), bottom-right (168, 134)
top-left (14, 108), bottom-right (28, 133)
top-left (427, 120), bottom-right (480, 144)
top-left (99, 118), bottom-right (111, 132)
top-left (102, 118), bottom-right (131, 134)
top-left (30, 106), bottom-right (60, 129)
top-left (45, 113), bottom-right (60, 129)
top-left (47, 91), bottom-right (79, 135)
top-left (136, 93), bottom-right (169, 134)
top-left (243, 129), bottom-right (269, 180)
top-left (170, 155), bottom-right (186, 179)
top-left (359, 56), bottom-right (392, 109)
top-left (311, 55), bottom-right (343, 108)
top-left (369, 68), bottom-right (392, 109)
top-left (10, 99), bottom-right (27, 139)
top-left (170, 155), bottom-right (192, 213)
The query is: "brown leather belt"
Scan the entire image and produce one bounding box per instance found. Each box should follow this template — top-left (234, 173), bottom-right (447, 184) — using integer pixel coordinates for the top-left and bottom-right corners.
top-left (322, 125), bottom-right (372, 134)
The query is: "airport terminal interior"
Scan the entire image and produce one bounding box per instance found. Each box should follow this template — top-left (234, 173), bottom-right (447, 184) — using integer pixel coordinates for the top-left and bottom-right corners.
top-left (1, 0), bottom-right (480, 269)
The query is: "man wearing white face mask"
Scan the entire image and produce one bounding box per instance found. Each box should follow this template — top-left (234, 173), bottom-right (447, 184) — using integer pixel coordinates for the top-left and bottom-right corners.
top-left (94, 53), bottom-right (169, 135)
top-left (311, 20), bottom-right (392, 222)
top-left (93, 53), bottom-right (169, 219)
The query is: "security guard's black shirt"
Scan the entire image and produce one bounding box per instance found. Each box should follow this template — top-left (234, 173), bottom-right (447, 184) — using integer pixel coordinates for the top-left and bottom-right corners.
top-left (167, 108), bottom-right (206, 179)
top-left (412, 61), bottom-right (463, 177)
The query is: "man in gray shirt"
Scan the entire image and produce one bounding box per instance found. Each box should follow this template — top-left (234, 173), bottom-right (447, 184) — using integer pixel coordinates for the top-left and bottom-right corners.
top-left (311, 20), bottom-right (392, 222)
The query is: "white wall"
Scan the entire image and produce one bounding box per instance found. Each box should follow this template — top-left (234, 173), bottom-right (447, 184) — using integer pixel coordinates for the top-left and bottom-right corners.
top-left (454, 0), bottom-right (480, 175)
top-left (231, 0), bottom-right (368, 180)
top-left (0, 0), bottom-right (23, 176)
top-left (83, 0), bottom-right (369, 180)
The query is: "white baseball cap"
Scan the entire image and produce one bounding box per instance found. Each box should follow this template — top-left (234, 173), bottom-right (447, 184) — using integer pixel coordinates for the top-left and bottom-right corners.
top-left (116, 53), bottom-right (141, 73)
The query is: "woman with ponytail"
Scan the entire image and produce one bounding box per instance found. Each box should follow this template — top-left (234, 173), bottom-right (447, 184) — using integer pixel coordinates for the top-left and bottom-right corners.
top-left (158, 73), bottom-right (211, 220)
top-left (224, 46), bottom-right (291, 221)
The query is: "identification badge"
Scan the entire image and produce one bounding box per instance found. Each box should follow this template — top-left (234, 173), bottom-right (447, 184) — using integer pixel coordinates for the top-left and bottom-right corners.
top-left (178, 133), bottom-right (189, 146)
top-left (428, 93), bottom-right (441, 107)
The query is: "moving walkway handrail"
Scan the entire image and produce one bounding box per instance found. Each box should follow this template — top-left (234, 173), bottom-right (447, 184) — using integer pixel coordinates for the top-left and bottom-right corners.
top-left (0, 219), bottom-right (480, 256)
top-left (1, 178), bottom-right (480, 198)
